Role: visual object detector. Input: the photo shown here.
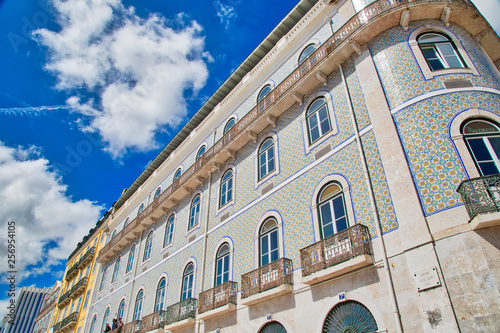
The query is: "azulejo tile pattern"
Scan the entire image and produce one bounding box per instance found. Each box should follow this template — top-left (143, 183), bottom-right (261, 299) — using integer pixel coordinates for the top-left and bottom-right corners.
top-left (394, 91), bottom-right (500, 215)
top-left (369, 20), bottom-right (500, 110)
top-left (343, 59), bottom-right (372, 132)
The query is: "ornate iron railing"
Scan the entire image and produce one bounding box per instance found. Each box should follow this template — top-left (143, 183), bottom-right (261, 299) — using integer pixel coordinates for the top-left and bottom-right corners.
top-left (57, 291), bottom-right (71, 307)
top-left (300, 224), bottom-right (372, 277)
top-left (164, 298), bottom-right (197, 325)
top-left (121, 320), bottom-right (141, 333)
top-left (52, 322), bottom-right (61, 333)
top-left (70, 277), bottom-right (87, 298)
top-left (198, 281), bottom-right (238, 314)
top-left (241, 258), bottom-right (293, 299)
top-left (97, 0), bottom-right (476, 264)
top-left (457, 174), bottom-right (500, 219)
top-left (60, 312), bottom-right (78, 330)
top-left (79, 246), bottom-right (95, 268)
top-left (139, 311), bottom-right (165, 332)
top-left (65, 263), bottom-right (79, 281)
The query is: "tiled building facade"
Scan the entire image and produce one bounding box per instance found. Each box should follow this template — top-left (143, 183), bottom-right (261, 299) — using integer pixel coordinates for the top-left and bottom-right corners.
top-left (84, 0), bottom-right (500, 332)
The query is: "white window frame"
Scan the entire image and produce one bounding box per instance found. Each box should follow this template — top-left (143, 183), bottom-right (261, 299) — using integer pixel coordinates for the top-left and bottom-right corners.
top-left (153, 186), bottom-right (162, 200)
top-left (133, 289), bottom-right (144, 321)
top-left (117, 299), bottom-right (126, 320)
top-left (211, 237), bottom-right (234, 288)
top-left (173, 167), bottom-right (183, 183)
top-left (188, 193), bottom-right (202, 231)
top-left (111, 256), bottom-right (120, 284)
top-left (163, 214), bottom-right (176, 248)
top-left (216, 165), bottom-right (236, 215)
top-left (253, 211), bottom-right (284, 269)
top-left (256, 80), bottom-right (275, 105)
top-left (180, 260), bottom-right (197, 301)
top-left (154, 277), bottom-right (167, 312)
top-left (142, 231), bottom-right (154, 263)
top-left (255, 132), bottom-right (280, 187)
top-left (297, 39), bottom-right (320, 66)
top-left (125, 244), bottom-right (136, 274)
top-left (219, 169), bottom-right (234, 209)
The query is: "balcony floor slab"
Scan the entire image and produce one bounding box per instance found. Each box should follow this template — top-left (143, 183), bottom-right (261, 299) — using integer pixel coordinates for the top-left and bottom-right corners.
top-left (241, 284), bottom-right (293, 306)
top-left (163, 318), bottom-right (195, 332)
top-left (302, 254), bottom-right (373, 285)
top-left (197, 303), bottom-right (236, 321)
top-left (470, 211), bottom-right (500, 230)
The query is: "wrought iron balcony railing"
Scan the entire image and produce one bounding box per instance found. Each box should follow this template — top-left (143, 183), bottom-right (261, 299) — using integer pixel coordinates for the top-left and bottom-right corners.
top-left (164, 298), bottom-right (197, 326)
top-left (60, 312), bottom-right (78, 331)
top-left (139, 310), bottom-right (165, 332)
top-left (457, 174), bottom-right (500, 220)
top-left (70, 277), bottom-right (88, 298)
top-left (57, 291), bottom-right (71, 307)
top-left (300, 224), bottom-right (372, 277)
top-left (78, 246), bottom-right (95, 268)
top-left (65, 263), bottom-right (79, 281)
top-left (97, 0), bottom-right (477, 264)
top-left (198, 281), bottom-right (238, 314)
top-left (241, 258), bottom-right (293, 299)
top-left (52, 321), bottom-right (61, 333)
top-left (121, 320), bottom-right (141, 333)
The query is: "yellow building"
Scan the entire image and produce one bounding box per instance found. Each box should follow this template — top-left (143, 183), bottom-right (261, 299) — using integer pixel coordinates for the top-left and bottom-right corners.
top-left (50, 210), bottom-right (111, 333)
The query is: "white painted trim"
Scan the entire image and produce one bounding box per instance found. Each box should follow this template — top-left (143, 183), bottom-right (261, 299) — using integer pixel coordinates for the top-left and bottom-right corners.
top-left (210, 237), bottom-right (235, 288)
top-left (215, 165), bottom-right (237, 215)
top-left (253, 210), bottom-right (285, 269)
top-left (254, 131), bottom-right (280, 188)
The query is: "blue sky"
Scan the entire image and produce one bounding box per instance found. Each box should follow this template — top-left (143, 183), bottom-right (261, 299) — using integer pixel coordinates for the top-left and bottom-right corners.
top-left (0, 0), bottom-right (498, 318)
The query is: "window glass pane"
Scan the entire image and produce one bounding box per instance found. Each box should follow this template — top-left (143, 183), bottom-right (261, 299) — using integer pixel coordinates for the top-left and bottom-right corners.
top-left (298, 44), bottom-right (316, 64)
top-left (332, 196), bottom-right (346, 220)
top-left (419, 33), bottom-right (448, 43)
top-left (257, 85), bottom-right (272, 103)
top-left (320, 202), bottom-right (334, 238)
top-left (463, 121), bottom-right (500, 134)
top-left (224, 118), bottom-right (236, 133)
top-left (308, 116), bottom-right (320, 142)
top-left (467, 138), bottom-right (492, 161)
top-left (479, 161), bottom-right (499, 176)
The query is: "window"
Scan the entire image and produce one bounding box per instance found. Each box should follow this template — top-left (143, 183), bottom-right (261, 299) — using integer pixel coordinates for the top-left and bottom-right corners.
top-left (117, 299), bottom-right (125, 320)
top-left (126, 245), bottom-right (135, 273)
top-left (101, 307), bottom-right (110, 332)
top-left (111, 256), bottom-right (120, 283)
top-left (124, 217), bottom-right (130, 227)
top-left (133, 290), bottom-right (144, 321)
top-left (89, 315), bottom-right (97, 333)
top-left (352, 0), bottom-right (376, 12)
top-left (317, 182), bottom-right (348, 239)
top-left (83, 289), bottom-right (91, 309)
top-left (258, 138), bottom-right (275, 180)
top-left (224, 118), bottom-right (236, 134)
top-left (257, 84), bottom-right (272, 103)
top-left (259, 321), bottom-right (287, 333)
top-left (219, 170), bottom-right (234, 208)
top-left (111, 230), bottom-right (116, 240)
top-left (322, 301), bottom-right (377, 332)
top-left (173, 168), bottom-right (182, 182)
top-left (143, 231), bottom-right (153, 261)
top-left (298, 43), bottom-right (316, 65)
top-left (259, 218), bottom-right (279, 266)
top-left (99, 266), bottom-right (107, 291)
top-left (189, 195), bottom-right (201, 230)
top-left (154, 187), bottom-right (162, 199)
top-left (138, 203), bottom-right (145, 215)
top-left (418, 33), bottom-right (465, 71)
top-left (215, 243), bottom-right (230, 286)
top-left (154, 278), bottom-right (166, 312)
top-left (196, 145), bottom-right (206, 161)
top-left (164, 215), bottom-right (175, 246)
top-left (307, 97), bottom-right (331, 144)
top-left (463, 119), bottom-right (500, 176)
top-left (181, 263), bottom-right (195, 300)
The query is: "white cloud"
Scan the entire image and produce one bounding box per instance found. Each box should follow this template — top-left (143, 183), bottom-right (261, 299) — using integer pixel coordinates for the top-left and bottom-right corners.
top-left (0, 142), bottom-right (103, 283)
top-left (34, 0), bottom-right (210, 157)
top-left (471, 0), bottom-right (500, 34)
top-left (214, 1), bottom-right (237, 29)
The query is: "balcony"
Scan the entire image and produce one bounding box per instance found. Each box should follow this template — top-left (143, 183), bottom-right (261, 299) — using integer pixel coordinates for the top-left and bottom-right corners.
top-left (300, 224), bottom-right (373, 285)
top-left (57, 291), bottom-right (71, 308)
top-left (198, 281), bottom-right (238, 320)
top-left (96, 0), bottom-right (483, 265)
top-left (457, 174), bottom-right (500, 230)
top-left (59, 312), bottom-right (78, 332)
top-left (163, 298), bottom-right (197, 331)
top-left (79, 246), bottom-right (95, 268)
top-left (139, 310), bottom-right (165, 333)
top-left (65, 263), bottom-right (79, 281)
top-left (70, 277), bottom-right (88, 299)
top-left (52, 322), bottom-right (61, 333)
top-left (241, 258), bottom-right (293, 306)
top-left (121, 320), bottom-right (141, 333)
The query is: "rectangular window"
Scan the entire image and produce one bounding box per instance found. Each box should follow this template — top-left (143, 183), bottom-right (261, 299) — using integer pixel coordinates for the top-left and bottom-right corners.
top-left (83, 289), bottom-right (91, 309)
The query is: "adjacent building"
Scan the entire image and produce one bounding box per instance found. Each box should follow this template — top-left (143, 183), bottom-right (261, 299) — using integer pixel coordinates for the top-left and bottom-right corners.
top-left (83, 0), bottom-right (500, 332)
top-left (33, 281), bottom-right (61, 333)
top-left (2, 287), bottom-right (49, 333)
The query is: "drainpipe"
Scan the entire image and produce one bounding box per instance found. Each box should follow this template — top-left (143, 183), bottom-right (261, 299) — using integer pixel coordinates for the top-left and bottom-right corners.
top-left (339, 63), bottom-right (404, 333)
top-left (196, 128), bottom-right (217, 333)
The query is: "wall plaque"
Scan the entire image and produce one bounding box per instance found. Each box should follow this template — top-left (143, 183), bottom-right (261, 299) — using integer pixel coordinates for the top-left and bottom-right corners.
top-left (414, 267), bottom-right (441, 292)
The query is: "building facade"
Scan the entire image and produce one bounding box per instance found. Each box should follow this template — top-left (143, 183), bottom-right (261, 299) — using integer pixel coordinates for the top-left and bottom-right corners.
top-left (50, 212), bottom-right (110, 333)
top-left (2, 287), bottom-right (49, 333)
top-left (86, 0), bottom-right (500, 332)
top-left (33, 281), bottom-right (61, 333)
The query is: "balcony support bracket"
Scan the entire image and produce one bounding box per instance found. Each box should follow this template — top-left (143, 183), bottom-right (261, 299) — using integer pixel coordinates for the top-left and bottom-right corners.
top-left (266, 115), bottom-right (277, 128)
top-left (400, 9), bottom-right (411, 31)
top-left (247, 130), bottom-right (258, 142)
top-left (315, 71), bottom-right (328, 86)
top-left (441, 7), bottom-right (451, 27)
top-left (292, 92), bottom-right (303, 106)
top-left (350, 41), bottom-right (362, 56)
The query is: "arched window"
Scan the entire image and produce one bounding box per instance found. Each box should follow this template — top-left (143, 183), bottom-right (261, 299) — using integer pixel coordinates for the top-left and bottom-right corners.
top-left (257, 84), bottom-right (272, 103)
top-left (317, 182), bottom-right (348, 239)
top-left (219, 170), bottom-right (234, 208)
top-left (133, 290), bottom-right (144, 321)
top-left (101, 307), bottom-right (110, 332)
top-left (224, 118), bottom-right (236, 134)
top-left (111, 230), bottom-right (117, 240)
top-left (298, 43), bottom-right (316, 65)
top-left (89, 315), bottom-right (97, 333)
top-left (258, 138), bottom-right (275, 180)
top-left (126, 245), bottom-right (135, 273)
top-left (154, 187), bottom-right (162, 200)
top-left (111, 256), bottom-right (120, 283)
top-left (154, 278), bottom-right (167, 312)
top-left (322, 300), bottom-right (378, 332)
top-left (259, 218), bottom-right (279, 267)
top-left (124, 217), bottom-right (130, 227)
top-left (164, 215), bottom-right (175, 247)
top-left (196, 145), bottom-right (206, 161)
top-left (99, 266), bottom-right (107, 291)
top-left (307, 97), bottom-right (331, 144)
top-left (143, 231), bottom-right (153, 262)
top-left (463, 119), bottom-right (500, 176)
top-left (117, 299), bottom-right (125, 320)
top-left (189, 195), bottom-right (201, 230)
top-left (418, 32), bottom-right (465, 71)
top-left (181, 263), bottom-right (195, 300)
top-left (138, 203), bottom-right (145, 215)
top-left (215, 243), bottom-right (230, 286)
top-left (259, 321), bottom-right (287, 333)
top-left (173, 168), bottom-right (182, 182)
